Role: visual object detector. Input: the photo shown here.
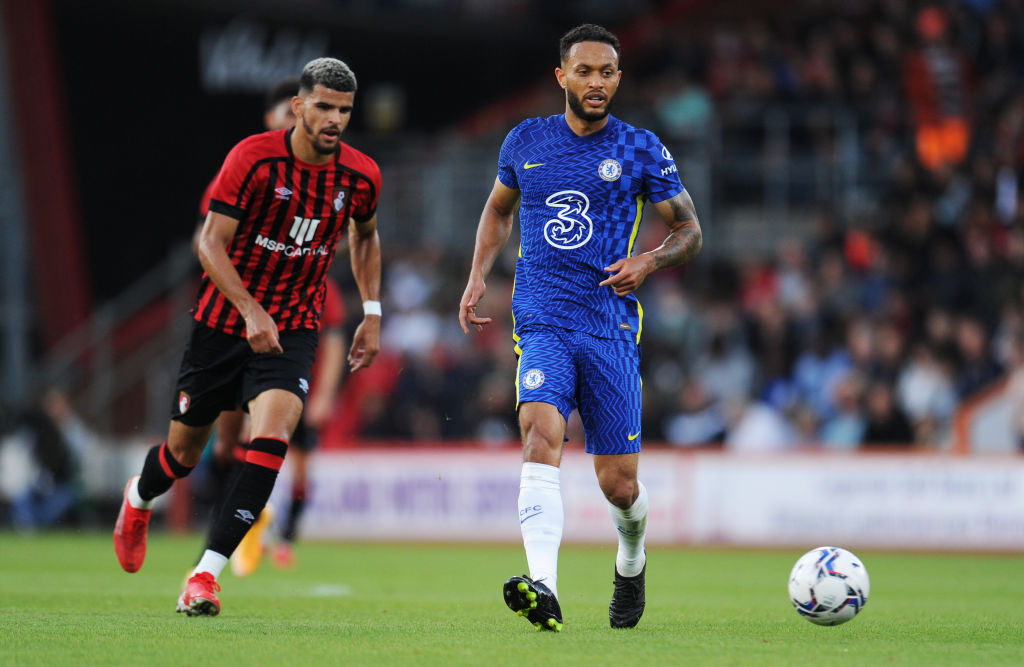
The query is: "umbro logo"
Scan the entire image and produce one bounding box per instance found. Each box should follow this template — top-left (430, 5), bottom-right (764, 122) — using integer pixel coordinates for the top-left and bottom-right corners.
top-left (524, 161), bottom-right (545, 169)
top-left (274, 187), bottom-right (292, 200)
top-left (234, 509), bottom-right (255, 524)
top-left (299, 378), bottom-right (309, 394)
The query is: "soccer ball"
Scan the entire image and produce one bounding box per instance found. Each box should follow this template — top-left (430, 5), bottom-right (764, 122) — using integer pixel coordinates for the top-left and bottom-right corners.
top-left (788, 546), bottom-right (869, 626)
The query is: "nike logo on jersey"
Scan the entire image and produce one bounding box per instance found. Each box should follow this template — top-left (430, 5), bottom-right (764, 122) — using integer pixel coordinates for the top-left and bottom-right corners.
top-left (628, 431), bottom-right (640, 441)
top-left (523, 161), bottom-right (545, 169)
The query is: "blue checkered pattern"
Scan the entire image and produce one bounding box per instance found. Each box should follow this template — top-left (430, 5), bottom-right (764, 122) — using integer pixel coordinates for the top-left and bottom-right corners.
top-left (498, 114), bottom-right (685, 342)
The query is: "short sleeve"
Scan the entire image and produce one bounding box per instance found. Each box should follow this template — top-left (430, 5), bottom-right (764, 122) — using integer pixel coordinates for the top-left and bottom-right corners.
top-left (350, 157), bottom-right (382, 223)
top-left (640, 131), bottom-right (685, 204)
top-left (496, 126), bottom-right (521, 190)
top-left (208, 139), bottom-right (259, 220)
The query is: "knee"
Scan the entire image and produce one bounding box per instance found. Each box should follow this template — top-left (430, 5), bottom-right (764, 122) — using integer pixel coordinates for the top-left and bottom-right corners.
top-left (600, 476), bottom-right (638, 510)
top-left (167, 440), bottom-right (203, 468)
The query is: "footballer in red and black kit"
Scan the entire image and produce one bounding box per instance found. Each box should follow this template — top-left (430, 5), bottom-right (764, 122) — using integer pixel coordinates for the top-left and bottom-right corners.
top-left (195, 125), bottom-right (379, 336)
top-left (113, 57), bottom-right (383, 618)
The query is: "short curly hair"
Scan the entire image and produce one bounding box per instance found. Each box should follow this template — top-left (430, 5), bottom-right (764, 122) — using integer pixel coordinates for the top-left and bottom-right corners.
top-left (559, 24), bottom-right (620, 64)
top-left (299, 57), bottom-right (357, 94)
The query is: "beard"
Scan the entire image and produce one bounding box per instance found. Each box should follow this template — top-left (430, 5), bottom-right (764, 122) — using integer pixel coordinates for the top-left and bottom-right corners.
top-left (566, 88), bottom-right (612, 122)
top-left (303, 118), bottom-right (339, 155)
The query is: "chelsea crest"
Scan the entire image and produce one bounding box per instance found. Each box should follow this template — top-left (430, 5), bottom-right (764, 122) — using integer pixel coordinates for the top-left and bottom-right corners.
top-left (598, 158), bottom-right (622, 182)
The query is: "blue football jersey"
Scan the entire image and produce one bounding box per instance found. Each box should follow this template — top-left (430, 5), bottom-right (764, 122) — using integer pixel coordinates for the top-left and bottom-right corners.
top-left (497, 114), bottom-right (685, 342)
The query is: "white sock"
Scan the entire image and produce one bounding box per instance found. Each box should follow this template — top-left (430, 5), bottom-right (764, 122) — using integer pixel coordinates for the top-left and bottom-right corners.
top-left (519, 462), bottom-right (563, 599)
top-left (608, 481), bottom-right (648, 577)
top-left (193, 550), bottom-right (229, 580)
top-left (127, 477), bottom-right (153, 510)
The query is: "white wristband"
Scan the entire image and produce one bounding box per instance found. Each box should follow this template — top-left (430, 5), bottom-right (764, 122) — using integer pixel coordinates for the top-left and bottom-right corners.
top-left (363, 300), bottom-right (382, 317)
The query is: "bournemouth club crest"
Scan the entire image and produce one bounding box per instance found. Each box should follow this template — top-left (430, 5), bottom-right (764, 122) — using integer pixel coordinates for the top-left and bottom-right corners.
top-left (332, 186), bottom-right (349, 212)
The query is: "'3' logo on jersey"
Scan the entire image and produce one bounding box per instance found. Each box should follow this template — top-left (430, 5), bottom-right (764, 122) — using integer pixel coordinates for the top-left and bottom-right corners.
top-left (544, 190), bottom-right (593, 250)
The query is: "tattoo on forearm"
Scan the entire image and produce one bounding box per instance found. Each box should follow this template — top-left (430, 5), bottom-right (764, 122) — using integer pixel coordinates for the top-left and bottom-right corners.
top-left (652, 195), bottom-right (702, 269)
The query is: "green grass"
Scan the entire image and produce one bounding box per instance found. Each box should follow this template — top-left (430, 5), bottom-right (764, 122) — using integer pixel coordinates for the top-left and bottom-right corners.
top-left (1, 532), bottom-right (1022, 665)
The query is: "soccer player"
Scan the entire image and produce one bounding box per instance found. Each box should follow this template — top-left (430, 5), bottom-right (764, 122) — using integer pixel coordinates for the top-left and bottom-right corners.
top-left (113, 57), bottom-right (382, 617)
top-left (459, 24), bottom-right (702, 631)
top-left (190, 77), bottom-right (348, 577)
top-left (194, 77), bottom-right (301, 578)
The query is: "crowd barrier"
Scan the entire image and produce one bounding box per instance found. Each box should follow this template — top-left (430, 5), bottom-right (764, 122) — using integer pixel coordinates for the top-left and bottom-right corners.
top-left (246, 446), bottom-right (1024, 551)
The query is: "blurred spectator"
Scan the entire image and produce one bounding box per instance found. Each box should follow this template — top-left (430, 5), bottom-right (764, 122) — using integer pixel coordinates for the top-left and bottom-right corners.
top-left (861, 379), bottom-right (915, 447)
top-left (952, 313), bottom-right (1003, 398)
top-left (896, 342), bottom-right (958, 446)
top-left (724, 398), bottom-right (798, 453)
top-left (902, 6), bottom-right (975, 172)
top-left (654, 71), bottom-right (713, 140)
top-left (820, 371), bottom-right (867, 450)
top-left (693, 330), bottom-right (756, 406)
top-left (663, 377), bottom-right (726, 447)
top-left (791, 317), bottom-right (851, 422)
top-left (3, 390), bottom-right (86, 530)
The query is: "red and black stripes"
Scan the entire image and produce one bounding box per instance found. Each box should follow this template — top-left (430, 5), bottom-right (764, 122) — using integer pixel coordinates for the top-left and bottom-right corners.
top-left (245, 437), bottom-right (288, 471)
top-left (192, 128), bottom-right (381, 338)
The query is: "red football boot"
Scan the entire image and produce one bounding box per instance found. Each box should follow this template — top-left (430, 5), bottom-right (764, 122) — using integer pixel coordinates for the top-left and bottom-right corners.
top-left (176, 572), bottom-right (222, 617)
top-left (113, 475), bottom-right (151, 573)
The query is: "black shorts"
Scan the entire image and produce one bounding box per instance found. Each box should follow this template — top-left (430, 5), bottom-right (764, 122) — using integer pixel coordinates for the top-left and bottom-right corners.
top-left (290, 419), bottom-right (319, 452)
top-left (172, 321), bottom-right (318, 427)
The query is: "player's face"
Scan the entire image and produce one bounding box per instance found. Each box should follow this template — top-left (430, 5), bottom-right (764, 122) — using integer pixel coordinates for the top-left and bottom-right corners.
top-left (293, 84), bottom-right (354, 155)
top-left (557, 41), bottom-right (621, 123)
top-left (264, 98), bottom-right (297, 131)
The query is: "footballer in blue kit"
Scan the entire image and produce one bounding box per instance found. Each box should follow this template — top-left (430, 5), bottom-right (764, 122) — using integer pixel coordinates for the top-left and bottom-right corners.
top-left (459, 24), bottom-right (702, 631)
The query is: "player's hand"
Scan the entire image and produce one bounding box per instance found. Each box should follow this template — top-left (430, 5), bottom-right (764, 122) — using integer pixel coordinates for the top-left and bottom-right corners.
top-left (244, 306), bottom-right (283, 354)
top-left (304, 390), bottom-right (334, 428)
top-left (347, 316), bottom-right (380, 372)
top-left (459, 276), bottom-right (491, 333)
top-left (599, 255), bottom-right (655, 297)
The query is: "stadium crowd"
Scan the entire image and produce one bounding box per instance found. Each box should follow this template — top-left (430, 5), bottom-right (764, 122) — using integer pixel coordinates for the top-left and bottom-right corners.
top-left (331, 0), bottom-right (1024, 451)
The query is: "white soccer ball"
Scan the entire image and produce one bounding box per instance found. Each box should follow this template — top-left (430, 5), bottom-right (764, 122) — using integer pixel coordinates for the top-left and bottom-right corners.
top-left (788, 546), bottom-right (870, 626)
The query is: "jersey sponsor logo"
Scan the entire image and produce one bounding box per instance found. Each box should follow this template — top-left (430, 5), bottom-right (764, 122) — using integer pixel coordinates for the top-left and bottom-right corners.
top-left (332, 186), bottom-right (348, 212)
top-left (660, 145), bottom-right (678, 175)
top-left (523, 161), bottom-right (545, 169)
top-left (254, 234), bottom-right (330, 258)
top-left (628, 430), bottom-right (640, 441)
top-left (544, 190), bottom-right (593, 249)
top-left (598, 158), bottom-right (622, 182)
top-left (289, 216), bottom-right (320, 246)
top-left (522, 368), bottom-right (545, 389)
top-left (274, 186), bottom-right (292, 200)
top-left (178, 391), bottom-right (190, 415)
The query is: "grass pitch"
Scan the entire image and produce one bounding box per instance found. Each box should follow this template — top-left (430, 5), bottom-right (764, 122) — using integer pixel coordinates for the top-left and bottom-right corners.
top-left (1, 532), bottom-right (1021, 665)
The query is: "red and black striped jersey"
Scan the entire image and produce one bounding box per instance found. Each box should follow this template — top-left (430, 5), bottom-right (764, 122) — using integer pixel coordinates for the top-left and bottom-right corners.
top-left (194, 128), bottom-right (380, 336)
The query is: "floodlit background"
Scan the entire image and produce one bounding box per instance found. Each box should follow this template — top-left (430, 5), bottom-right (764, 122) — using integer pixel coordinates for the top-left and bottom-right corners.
top-left (1, 0), bottom-right (1022, 548)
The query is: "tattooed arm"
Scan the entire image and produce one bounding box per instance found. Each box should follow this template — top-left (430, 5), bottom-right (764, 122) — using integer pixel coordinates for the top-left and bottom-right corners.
top-left (599, 190), bottom-right (703, 297)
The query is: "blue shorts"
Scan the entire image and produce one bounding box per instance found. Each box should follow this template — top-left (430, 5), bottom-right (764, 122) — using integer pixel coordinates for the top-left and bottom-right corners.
top-left (515, 325), bottom-right (641, 455)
